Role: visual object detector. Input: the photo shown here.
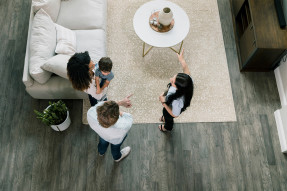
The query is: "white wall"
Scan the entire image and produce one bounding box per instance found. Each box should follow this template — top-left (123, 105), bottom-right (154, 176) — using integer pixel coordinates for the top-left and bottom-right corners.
top-left (274, 105), bottom-right (287, 153)
top-left (283, 0), bottom-right (287, 23)
top-left (275, 55), bottom-right (287, 106)
top-left (274, 54), bottom-right (287, 153)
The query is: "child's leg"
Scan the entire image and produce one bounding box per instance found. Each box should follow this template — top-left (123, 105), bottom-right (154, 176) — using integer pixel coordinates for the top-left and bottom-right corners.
top-left (98, 78), bottom-right (108, 101)
top-left (99, 79), bottom-right (106, 88)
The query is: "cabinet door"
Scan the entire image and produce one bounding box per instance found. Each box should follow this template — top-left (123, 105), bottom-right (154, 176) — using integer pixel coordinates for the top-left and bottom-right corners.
top-left (239, 24), bottom-right (256, 65)
top-left (232, 0), bottom-right (246, 16)
top-left (243, 49), bottom-right (285, 71)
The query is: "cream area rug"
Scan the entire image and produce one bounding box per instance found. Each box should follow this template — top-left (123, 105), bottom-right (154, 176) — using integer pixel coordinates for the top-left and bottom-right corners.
top-left (83, 0), bottom-right (237, 124)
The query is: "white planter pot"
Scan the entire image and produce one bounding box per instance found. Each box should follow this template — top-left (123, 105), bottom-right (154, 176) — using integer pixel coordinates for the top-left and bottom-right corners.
top-left (50, 111), bottom-right (71, 131)
top-left (158, 7), bottom-right (173, 26)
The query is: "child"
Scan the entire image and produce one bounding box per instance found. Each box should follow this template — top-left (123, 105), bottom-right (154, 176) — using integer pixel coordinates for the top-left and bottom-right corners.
top-left (93, 57), bottom-right (114, 101)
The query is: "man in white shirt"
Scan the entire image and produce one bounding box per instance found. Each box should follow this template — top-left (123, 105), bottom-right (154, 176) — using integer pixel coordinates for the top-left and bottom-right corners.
top-left (87, 95), bottom-right (133, 162)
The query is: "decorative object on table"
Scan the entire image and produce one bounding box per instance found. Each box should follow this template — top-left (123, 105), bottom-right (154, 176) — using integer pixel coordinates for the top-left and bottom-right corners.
top-left (149, 11), bottom-right (174, 33)
top-left (158, 7), bottom-right (173, 26)
top-left (34, 100), bottom-right (71, 131)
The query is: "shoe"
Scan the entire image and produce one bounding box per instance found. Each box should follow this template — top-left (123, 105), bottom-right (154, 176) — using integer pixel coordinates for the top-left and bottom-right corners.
top-left (99, 153), bottom-right (104, 156)
top-left (159, 116), bottom-right (165, 122)
top-left (114, 146), bottom-right (131, 162)
top-left (158, 124), bottom-right (172, 133)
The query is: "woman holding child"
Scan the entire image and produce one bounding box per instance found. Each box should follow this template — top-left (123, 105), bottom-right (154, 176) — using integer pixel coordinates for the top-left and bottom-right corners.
top-left (158, 48), bottom-right (194, 132)
top-left (67, 51), bottom-right (114, 106)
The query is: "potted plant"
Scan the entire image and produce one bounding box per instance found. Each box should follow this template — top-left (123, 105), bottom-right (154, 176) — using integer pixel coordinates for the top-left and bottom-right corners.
top-left (34, 100), bottom-right (71, 131)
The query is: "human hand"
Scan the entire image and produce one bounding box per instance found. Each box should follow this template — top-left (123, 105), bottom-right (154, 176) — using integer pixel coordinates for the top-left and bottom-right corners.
top-left (159, 94), bottom-right (166, 103)
top-left (119, 111), bottom-right (123, 116)
top-left (177, 48), bottom-right (185, 63)
top-left (118, 94), bottom-right (133, 108)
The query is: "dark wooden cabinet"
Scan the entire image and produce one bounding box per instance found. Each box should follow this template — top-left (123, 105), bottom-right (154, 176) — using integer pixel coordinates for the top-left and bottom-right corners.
top-left (230, 0), bottom-right (287, 71)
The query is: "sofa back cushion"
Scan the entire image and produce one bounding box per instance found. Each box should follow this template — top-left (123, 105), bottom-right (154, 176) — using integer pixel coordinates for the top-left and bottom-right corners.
top-left (56, 0), bottom-right (107, 30)
top-left (74, 29), bottom-right (106, 62)
top-left (55, 23), bottom-right (77, 55)
top-left (29, 8), bottom-right (56, 84)
top-left (32, 0), bottom-right (61, 22)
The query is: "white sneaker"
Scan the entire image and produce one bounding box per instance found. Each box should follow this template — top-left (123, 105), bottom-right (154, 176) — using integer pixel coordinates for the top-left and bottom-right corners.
top-left (99, 153), bottom-right (104, 156)
top-left (114, 146), bottom-right (131, 162)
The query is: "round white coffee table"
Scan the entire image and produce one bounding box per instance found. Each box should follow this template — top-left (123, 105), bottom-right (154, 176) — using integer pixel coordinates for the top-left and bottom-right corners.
top-left (133, 0), bottom-right (190, 57)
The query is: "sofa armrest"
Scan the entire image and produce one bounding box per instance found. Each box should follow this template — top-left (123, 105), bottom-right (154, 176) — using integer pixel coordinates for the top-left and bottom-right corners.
top-left (22, 6), bottom-right (34, 87)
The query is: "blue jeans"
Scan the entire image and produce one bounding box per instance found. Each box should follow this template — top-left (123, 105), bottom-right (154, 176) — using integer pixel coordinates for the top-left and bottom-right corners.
top-left (99, 79), bottom-right (106, 87)
top-left (88, 95), bottom-right (107, 106)
top-left (98, 135), bottom-right (127, 160)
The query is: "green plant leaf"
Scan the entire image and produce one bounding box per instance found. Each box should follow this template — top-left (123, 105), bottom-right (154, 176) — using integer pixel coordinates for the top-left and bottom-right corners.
top-left (35, 100), bottom-right (68, 126)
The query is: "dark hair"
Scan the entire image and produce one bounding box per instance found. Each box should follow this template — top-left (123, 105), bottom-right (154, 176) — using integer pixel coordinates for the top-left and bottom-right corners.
top-left (166, 73), bottom-right (194, 113)
top-left (67, 51), bottom-right (92, 91)
top-left (99, 57), bottom-right (113, 72)
top-left (97, 101), bottom-right (119, 128)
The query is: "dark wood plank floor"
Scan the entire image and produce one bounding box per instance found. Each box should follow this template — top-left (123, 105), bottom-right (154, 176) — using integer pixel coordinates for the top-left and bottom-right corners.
top-left (1, 0), bottom-right (287, 190)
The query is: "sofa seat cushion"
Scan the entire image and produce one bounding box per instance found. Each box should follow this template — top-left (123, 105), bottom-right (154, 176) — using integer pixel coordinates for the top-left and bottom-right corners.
top-left (74, 29), bottom-right (106, 62)
top-left (29, 8), bottom-right (56, 84)
top-left (56, 0), bottom-right (107, 30)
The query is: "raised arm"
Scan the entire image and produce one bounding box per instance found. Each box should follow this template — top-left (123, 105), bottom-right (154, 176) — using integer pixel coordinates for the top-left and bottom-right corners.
top-left (177, 48), bottom-right (190, 75)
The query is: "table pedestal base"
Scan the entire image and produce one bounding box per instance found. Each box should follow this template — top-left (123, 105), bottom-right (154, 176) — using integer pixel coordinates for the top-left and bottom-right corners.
top-left (142, 41), bottom-right (184, 57)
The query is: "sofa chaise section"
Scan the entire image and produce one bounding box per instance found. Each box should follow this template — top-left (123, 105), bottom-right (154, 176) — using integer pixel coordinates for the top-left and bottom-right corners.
top-left (23, 0), bottom-right (107, 99)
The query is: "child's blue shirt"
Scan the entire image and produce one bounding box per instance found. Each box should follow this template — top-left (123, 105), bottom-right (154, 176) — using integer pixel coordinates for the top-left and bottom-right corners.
top-left (93, 63), bottom-right (114, 81)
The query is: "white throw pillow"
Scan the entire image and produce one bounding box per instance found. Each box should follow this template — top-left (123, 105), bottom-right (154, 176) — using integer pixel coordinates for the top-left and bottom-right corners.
top-left (29, 9), bottom-right (56, 84)
top-left (55, 24), bottom-right (76, 56)
top-left (32, 0), bottom-right (61, 22)
top-left (41, 54), bottom-right (71, 79)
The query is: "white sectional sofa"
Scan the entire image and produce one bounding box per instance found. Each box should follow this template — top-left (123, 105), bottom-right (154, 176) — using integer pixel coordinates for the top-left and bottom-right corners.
top-left (23, 0), bottom-right (107, 99)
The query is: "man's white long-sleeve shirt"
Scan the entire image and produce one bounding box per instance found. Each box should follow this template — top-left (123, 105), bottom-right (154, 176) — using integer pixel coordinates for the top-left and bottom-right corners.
top-left (87, 101), bottom-right (133, 145)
